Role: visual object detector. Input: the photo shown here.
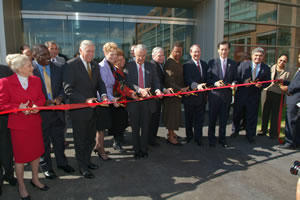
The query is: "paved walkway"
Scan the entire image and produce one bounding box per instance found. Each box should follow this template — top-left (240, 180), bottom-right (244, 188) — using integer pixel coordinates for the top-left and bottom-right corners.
top-left (1, 125), bottom-right (299, 200)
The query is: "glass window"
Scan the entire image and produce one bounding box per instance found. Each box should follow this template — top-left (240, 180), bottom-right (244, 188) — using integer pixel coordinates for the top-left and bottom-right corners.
top-left (277, 27), bottom-right (292, 46)
top-left (257, 2), bottom-right (277, 24)
top-left (278, 5), bottom-right (293, 25)
top-left (296, 7), bottom-right (300, 26)
top-left (229, 0), bottom-right (257, 22)
top-left (224, 0), bottom-right (229, 20)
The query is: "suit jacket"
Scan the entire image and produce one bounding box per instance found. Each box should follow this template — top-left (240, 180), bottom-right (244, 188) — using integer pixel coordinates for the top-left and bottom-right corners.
top-left (150, 60), bottom-right (164, 91)
top-left (53, 56), bottom-right (65, 65)
top-left (0, 73), bottom-right (45, 130)
top-left (286, 70), bottom-right (300, 105)
top-left (33, 61), bottom-right (65, 125)
top-left (63, 57), bottom-right (107, 120)
top-left (0, 65), bottom-right (14, 120)
top-left (183, 59), bottom-right (208, 105)
top-left (207, 58), bottom-right (238, 103)
top-left (124, 61), bottom-right (160, 112)
top-left (236, 61), bottom-right (271, 102)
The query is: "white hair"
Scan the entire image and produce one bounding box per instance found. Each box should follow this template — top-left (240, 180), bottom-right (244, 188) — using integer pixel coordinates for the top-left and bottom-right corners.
top-left (190, 44), bottom-right (201, 51)
top-left (6, 54), bottom-right (29, 72)
top-left (152, 47), bottom-right (164, 56)
top-left (134, 44), bottom-right (147, 54)
top-left (252, 47), bottom-right (264, 55)
top-left (80, 40), bottom-right (95, 51)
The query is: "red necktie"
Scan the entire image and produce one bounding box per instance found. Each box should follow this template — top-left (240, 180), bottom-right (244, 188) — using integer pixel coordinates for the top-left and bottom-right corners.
top-left (197, 61), bottom-right (202, 77)
top-left (138, 65), bottom-right (144, 88)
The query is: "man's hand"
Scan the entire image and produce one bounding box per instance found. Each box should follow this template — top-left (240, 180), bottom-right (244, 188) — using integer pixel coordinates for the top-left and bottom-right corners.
top-left (180, 86), bottom-right (189, 92)
top-left (163, 88), bottom-right (172, 94)
top-left (131, 92), bottom-right (138, 100)
top-left (86, 98), bottom-right (98, 108)
top-left (30, 104), bottom-right (39, 114)
top-left (244, 78), bottom-right (251, 87)
top-left (45, 99), bottom-right (54, 106)
top-left (255, 82), bottom-right (262, 88)
top-left (197, 83), bottom-right (207, 90)
top-left (101, 95), bottom-right (108, 102)
top-left (53, 96), bottom-right (63, 105)
top-left (155, 90), bottom-right (163, 99)
top-left (215, 80), bottom-right (225, 87)
top-left (279, 85), bottom-right (288, 92)
top-left (19, 100), bottom-right (30, 115)
top-left (112, 97), bottom-right (120, 108)
top-left (139, 88), bottom-right (150, 98)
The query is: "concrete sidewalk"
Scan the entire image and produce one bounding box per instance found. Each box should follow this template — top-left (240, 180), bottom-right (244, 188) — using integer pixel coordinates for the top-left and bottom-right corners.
top-left (1, 125), bottom-right (299, 200)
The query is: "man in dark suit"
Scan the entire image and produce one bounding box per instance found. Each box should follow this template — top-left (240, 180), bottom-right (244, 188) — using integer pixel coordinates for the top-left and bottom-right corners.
top-left (231, 47), bottom-right (271, 143)
top-left (124, 44), bottom-right (162, 159)
top-left (32, 45), bottom-right (74, 179)
top-left (0, 64), bottom-right (16, 194)
top-left (63, 40), bottom-right (107, 178)
top-left (149, 47), bottom-right (170, 146)
top-left (183, 44), bottom-right (208, 146)
top-left (280, 53), bottom-right (300, 149)
top-left (207, 41), bottom-right (238, 147)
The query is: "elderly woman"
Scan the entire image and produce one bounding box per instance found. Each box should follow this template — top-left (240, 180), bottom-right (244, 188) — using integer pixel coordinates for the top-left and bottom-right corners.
top-left (108, 48), bottom-right (137, 145)
top-left (0, 54), bottom-right (48, 200)
top-left (258, 53), bottom-right (291, 139)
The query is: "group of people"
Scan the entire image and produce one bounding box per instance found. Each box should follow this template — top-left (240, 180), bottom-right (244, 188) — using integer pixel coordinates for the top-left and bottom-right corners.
top-left (0, 39), bottom-right (299, 199)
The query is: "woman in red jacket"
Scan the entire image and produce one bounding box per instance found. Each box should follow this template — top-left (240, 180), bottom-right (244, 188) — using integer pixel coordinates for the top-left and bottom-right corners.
top-left (0, 54), bottom-right (48, 200)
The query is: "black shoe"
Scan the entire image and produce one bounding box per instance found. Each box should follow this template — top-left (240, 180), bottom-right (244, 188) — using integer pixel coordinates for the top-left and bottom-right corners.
top-left (0, 185), bottom-right (2, 196)
top-left (141, 152), bottom-right (148, 158)
top-left (30, 180), bottom-right (49, 191)
top-left (88, 163), bottom-right (99, 170)
top-left (246, 137), bottom-right (255, 144)
top-left (80, 169), bottom-right (94, 179)
top-left (230, 132), bottom-right (238, 138)
top-left (43, 169), bottom-right (57, 179)
top-left (149, 141), bottom-right (160, 147)
top-left (185, 137), bottom-right (192, 143)
top-left (57, 165), bottom-right (75, 173)
top-left (279, 143), bottom-right (296, 150)
top-left (134, 152), bottom-right (142, 160)
top-left (257, 131), bottom-right (266, 136)
top-left (18, 188), bottom-right (31, 200)
top-left (195, 140), bottom-right (202, 146)
top-left (113, 142), bottom-right (126, 153)
top-left (209, 141), bottom-right (216, 147)
top-left (4, 177), bottom-right (17, 186)
top-left (219, 141), bottom-right (229, 148)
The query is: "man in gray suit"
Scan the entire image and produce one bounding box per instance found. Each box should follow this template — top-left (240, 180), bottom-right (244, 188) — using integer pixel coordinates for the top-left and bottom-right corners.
top-left (45, 41), bottom-right (65, 65)
top-left (124, 44), bottom-right (162, 159)
top-left (32, 45), bottom-right (74, 179)
top-left (63, 40), bottom-right (107, 179)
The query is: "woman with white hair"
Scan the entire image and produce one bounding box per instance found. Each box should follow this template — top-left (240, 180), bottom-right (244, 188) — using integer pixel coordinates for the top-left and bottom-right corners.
top-left (0, 54), bottom-right (48, 199)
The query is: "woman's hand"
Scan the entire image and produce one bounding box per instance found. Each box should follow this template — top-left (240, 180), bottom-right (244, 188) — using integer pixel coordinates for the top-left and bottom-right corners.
top-left (19, 100), bottom-right (30, 115)
top-left (30, 104), bottom-right (39, 114)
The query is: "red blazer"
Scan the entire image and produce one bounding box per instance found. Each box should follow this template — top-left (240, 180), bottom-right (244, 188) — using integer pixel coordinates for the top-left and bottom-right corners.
top-left (113, 68), bottom-right (135, 102)
top-left (0, 73), bottom-right (46, 130)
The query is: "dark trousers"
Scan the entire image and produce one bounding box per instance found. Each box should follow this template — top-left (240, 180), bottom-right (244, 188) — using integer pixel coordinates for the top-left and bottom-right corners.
top-left (0, 117), bottom-right (14, 180)
top-left (149, 101), bottom-right (161, 144)
top-left (261, 91), bottom-right (282, 137)
top-left (40, 118), bottom-right (68, 172)
top-left (285, 103), bottom-right (300, 146)
top-left (232, 94), bottom-right (260, 139)
top-left (127, 101), bottom-right (151, 153)
top-left (184, 103), bottom-right (206, 142)
top-left (208, 96), bottom-right (231, 143)
top-left (72, 118), bottom-right (96, 170)
top-left (109, 106), bottom-right (128, 143)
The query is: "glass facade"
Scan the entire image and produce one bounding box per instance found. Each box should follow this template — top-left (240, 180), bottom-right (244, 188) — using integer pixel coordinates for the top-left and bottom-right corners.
top-left (21, 0), bottom-right (194, 62)
top-left (224, 0), bottom-right (300, 73)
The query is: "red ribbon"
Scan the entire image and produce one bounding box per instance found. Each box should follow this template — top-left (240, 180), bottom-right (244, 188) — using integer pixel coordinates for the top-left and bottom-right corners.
top-left (0, 79), bottom-right (280, 115)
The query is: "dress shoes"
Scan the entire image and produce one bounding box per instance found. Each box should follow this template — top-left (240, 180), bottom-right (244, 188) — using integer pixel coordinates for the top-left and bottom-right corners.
top-left (80, 169), bottom-right (95, 179)
top-left (230, 132), bottom-right (238, 138)
top-left (195, 140), bottom-right (202, 146)
top-left (209, 141), bottom-right (216, 147)
top-left (219, 141), bottom-right (229, 148)
top-left (30, 180), bottom-right (49, 191)
top-left (141, 152), bottom-right (148, 158)
top-left (87, 163), bottom-right (99, 170)
top-left (57, 165), bottom-right (75, 173)
top-left (134, 152), bottom-right (142, 160)
top-left (0, 185), bottom-right (2, 196)
top-left (279, 143), bottom-right (296, 150)
top-left (149, 141), bottom-right (160, 147)
top-left (166, 139), bottom-right (182, 146)
top-left (4, 177), bottom-right (17, 186)
top-left (18, 188), bottom-right (31, 200)
top-left (185, 137), bottom-right (192, 143)
top-left (113, 142), bottom-right (126, 153)
top-left (246, 136), bottom-right (255, 144)
top-left (43, 169), bottom-right (57, 179)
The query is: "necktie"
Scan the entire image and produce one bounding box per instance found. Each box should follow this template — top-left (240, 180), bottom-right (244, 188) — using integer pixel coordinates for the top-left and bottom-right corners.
top-left (197, 61), bottom-right (202, 78)
top-left (138, 64), bottom-right (144, 88)
top-left (42, 67), bottom-right (52, 99)
top-left (252, 64), bottom-right (257, 81)
top-left (87, 62), bottom-right (92, 80)
top-left (222, 60), bottom-right (226, 78)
